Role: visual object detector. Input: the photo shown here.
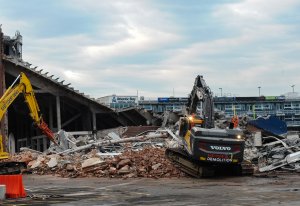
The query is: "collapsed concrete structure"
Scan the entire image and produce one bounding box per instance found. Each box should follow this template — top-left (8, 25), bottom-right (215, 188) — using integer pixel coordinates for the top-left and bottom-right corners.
top-left (0, 29), bottom-right (149, 153)
top-left (11, 128), bottom-right (184, 178)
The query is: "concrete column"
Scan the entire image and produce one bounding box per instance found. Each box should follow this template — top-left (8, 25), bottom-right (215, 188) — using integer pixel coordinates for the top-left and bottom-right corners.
top-left (43, 136), bottom-right (48, 151)
top-left (92, 112), bottom-right (97, 131)
top-left (8, 133), bottom-right (15, 154)
top-left (82, 109), bottom-right (91, 130)
top-left (92, 112), bottom-right (97, 139)
top-left (49, 101), bottom-right (53, 130)
top-left (56, 96), bottom-right (61, 131)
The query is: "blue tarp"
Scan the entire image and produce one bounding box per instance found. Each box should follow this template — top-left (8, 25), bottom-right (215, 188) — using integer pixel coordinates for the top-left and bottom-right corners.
top-left (248, 115), bottom-right (287, 136)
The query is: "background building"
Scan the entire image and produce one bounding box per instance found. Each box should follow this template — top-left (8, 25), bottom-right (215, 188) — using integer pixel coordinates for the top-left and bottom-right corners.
top-left (97, 95), bottom-right (138, 110)
top-left (138, 95), bottom-right (300, 128)
top-left (138, 97), bottom-right (189, 113)
top-left (213, 95), bottom-right (300, 128)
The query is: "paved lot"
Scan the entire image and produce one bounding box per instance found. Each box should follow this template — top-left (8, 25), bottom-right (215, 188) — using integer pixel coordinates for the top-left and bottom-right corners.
top-left (2, 174), bottom-right (300, 205)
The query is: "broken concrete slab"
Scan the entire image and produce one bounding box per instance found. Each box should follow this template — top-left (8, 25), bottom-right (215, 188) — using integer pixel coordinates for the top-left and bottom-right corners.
top-left (108, 167), bottom-right (117, 175)
top-left (259, 151), bottom-right (300, 172)
top-left (96, 152), bottom-right (122, 157)
top-left (47, 157), bottom-right (58, 168)
top-left (253, 132), bottom-right (262, 147)
top-left (65, 164), bottom-right (75, 171)
top-left (152, 163), bottom-right (162, 170)
top-left (82, 158), bottom-right (105, 169)
top-left (117, 159), bottom-right (131, 169)
top-left (107, 132), bottom-right (121, 140)
top-left (118, 165), bottom-right (130, 175)
top-left (30, 160), bottom-right (41, 169)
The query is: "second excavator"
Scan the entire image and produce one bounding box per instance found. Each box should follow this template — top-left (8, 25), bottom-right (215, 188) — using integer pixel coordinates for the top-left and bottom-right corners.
top-left (0, 72), bottom-right (57, 174)
top-left (166, 75), bottom-right (253, 177)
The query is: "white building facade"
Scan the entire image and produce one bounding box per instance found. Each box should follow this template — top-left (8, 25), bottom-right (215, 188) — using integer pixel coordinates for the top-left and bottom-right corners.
top-left (97, 95), bottom-right (138, 109)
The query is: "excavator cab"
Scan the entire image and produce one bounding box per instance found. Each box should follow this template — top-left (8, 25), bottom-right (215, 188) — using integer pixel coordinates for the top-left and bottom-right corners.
top-left (179, 114), bottom-right (204, 138)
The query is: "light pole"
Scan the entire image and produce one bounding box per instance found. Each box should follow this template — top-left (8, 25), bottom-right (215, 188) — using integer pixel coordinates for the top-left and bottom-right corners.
top-left (219, 88), bottom-right (222, 97)
top-left (258, 86), bottom-right (261, 96)
top-left (291, 85), bottom-right (295, 93)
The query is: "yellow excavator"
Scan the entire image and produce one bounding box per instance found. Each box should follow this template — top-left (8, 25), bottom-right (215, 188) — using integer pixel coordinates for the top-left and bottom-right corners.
top-left (166, 75), bottom-right (253, 177)
top-left (0, 72), bottom-right (57, 174)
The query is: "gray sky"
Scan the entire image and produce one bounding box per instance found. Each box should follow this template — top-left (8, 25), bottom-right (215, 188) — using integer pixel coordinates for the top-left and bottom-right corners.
top-left (1, 0), bottom-right (300, 99)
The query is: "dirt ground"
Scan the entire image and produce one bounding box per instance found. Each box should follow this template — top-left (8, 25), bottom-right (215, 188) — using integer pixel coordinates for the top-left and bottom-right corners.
top-left (2, 173), bottom-right (300, 206)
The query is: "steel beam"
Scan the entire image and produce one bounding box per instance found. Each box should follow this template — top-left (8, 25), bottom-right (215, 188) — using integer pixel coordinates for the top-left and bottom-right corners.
top-left (49, 101), bottom-right (53, 130)
top-left (92, 112), bottom-right (97, 131)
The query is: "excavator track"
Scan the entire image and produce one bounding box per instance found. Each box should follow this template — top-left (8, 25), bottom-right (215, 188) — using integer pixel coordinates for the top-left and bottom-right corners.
top-left (166, 148), bottom-right (254, 177)
top-left (240, 161), bottom-right (255, 175)
top-left (0, 161), bottom-right (27, 175)
top-left (166, 148), bottom-right (215, 178)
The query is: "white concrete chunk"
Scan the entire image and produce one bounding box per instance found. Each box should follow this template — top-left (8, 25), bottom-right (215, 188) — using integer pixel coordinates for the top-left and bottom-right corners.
top-left (47, 157), bottom-right (58, 168)
top-left (31, 160), bottom-right (41, 169)
top-left (82, 157), bottom-right (104, 169)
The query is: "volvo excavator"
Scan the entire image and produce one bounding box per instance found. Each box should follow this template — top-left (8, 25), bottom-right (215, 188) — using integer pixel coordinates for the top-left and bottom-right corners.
top-left (0, 72), bottom-right (57, 174)
top-left (166, 75), bottom-right (253, 177)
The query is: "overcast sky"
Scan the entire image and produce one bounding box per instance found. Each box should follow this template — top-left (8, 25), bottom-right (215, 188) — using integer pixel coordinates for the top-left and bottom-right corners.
top-left (1, 0), bottom-right (300, 99)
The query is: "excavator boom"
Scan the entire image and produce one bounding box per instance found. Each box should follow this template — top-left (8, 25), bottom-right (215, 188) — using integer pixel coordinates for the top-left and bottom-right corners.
top-left (0, 72), bottom-right (57, 150)
top-left (186, 75), bottom-right (214, 128)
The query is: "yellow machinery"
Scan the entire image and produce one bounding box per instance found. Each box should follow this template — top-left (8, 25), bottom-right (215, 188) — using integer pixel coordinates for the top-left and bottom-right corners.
top-left (166, 75), bottom-right (253, 177)
top-left (0, 72), bottom-right (57, 159)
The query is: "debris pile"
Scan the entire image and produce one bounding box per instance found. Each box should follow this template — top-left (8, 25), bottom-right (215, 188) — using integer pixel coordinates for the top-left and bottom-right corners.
top-left (8, 128), bottom-right (185, 178)
top-left (11, 148), bottom-right (185, 178)
top-left (244, 118), bottom-right (300, 173)
top-left (255, 133), bottom-right (300, 172)
top-left (6, 114), bottom-right (300, 178)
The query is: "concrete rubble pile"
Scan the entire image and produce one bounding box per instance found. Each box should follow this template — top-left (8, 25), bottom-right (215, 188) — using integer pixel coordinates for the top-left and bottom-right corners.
top-left (244, 131), bottom-right (300, 173)
top-left (213, 113), bottom-right (300, 174)
top-left (10, 128), bottom-right (185, 178)
top-left (9, 113), bottom-right (300, 177)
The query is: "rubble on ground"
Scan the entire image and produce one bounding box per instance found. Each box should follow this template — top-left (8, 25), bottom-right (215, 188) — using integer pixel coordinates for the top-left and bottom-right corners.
top-left (10, 148), bottom-right (185, 178)
top-left (8, 128), bottom-right (185, 178)
top-left (214, 114), bottom-right (300, 174)
top-left (243, 119), bottom-right (300, 173)
top-left (245, 131), bottom-right (300, 173)
top-left (5, 113), bottom-right (300, 178)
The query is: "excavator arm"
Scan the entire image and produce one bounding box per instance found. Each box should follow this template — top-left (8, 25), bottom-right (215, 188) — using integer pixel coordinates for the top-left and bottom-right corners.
top-left (0, 72), bottom-right (57, 145)
top-left (186, 75), bottom-right (214, 128)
